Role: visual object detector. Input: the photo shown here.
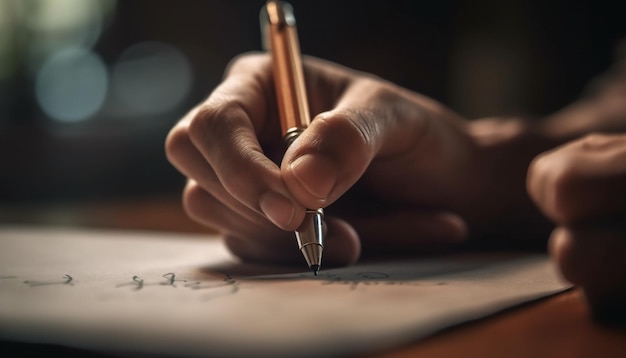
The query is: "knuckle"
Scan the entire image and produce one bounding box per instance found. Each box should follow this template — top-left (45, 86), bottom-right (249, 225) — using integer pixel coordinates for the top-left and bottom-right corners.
top-left (578, 133), bottom-right (612, 149)
top-left (188, 102), bottom-right (245, 151)
top-left (330, 78), bottom-right (424, 159)
top-left (319, 109), bottom-right (374, 159)
top-left (526, 154), bottom-right (545, 199)
top-left (363, 79), bottom-right (397, 103)
top-left (165, 122), bottom-right (191, 164)
top-left (528, 149), bottom-right (579, 222)
top-left (549, 168), bottom-right (578, 222)
top-left (188, 104), bottom-right (218, 144)
top-left (224, 52), bottom-right (269, 78)
top-left (575, 133), bottom-right (626, 158)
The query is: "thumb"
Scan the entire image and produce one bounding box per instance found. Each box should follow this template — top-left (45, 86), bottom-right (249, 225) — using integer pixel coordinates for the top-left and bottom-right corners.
top-left (280, 79), bottom-right (431, 209)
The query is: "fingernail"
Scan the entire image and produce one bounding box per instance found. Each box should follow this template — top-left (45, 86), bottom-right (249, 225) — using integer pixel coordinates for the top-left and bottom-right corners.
top-left (289, 154), bottom-right (336, 200)
top-left (259, 191), bottom-right (295, 228)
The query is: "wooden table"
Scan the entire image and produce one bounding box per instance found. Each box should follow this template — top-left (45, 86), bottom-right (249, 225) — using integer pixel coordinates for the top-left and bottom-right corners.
top-left (2, 197), bottom-right (625, 357)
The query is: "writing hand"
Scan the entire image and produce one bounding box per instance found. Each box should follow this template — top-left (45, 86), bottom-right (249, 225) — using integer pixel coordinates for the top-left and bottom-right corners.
top-left (166, 53), bottom-right (540, 266)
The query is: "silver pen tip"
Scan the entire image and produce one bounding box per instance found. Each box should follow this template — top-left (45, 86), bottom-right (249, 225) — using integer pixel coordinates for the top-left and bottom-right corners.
top-left (311, 264), bottom-right (320, 276)
top-left (299, 243), bottom-right (323, 270)
top-left (295, 208), bottom-right (325, 272)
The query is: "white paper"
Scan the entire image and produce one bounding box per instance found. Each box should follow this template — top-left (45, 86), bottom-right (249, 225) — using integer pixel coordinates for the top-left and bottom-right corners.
top-left (0, 226), bottom-right (570, 357)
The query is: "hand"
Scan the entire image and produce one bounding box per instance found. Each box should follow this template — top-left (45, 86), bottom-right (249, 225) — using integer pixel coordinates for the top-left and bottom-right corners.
top-left (528, 133), bottom-right (626, 322)
top-left (166, 53), bottom-right (538, 266)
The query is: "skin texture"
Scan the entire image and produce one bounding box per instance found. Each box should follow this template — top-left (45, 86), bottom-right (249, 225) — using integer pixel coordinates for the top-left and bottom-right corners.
top-left (528, 134), bottom-right (626, 321)
top-left (166, 52), bottom-right (626, 318)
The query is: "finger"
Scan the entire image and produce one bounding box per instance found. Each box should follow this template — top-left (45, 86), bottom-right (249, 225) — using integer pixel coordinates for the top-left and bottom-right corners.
top-left (527, 133), bottom-right (626, 224)
top-left (167, 112), bottom-right (268, 226)
top-left (184, 181), bottom-right (361, 267)
top-left (188, 54), bottom-right (305, 231)
top-left (224, 217), bottom-right (360, 267)
top-left (281, 77), bottom-right (435, 209)
top-left (549, 226), bottom-right (626, 323)
top-left (183, 181), bottom-right (277, 238)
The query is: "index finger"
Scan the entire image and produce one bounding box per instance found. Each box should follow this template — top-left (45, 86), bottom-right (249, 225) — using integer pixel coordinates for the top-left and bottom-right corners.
top-left (188, 53), bottom-right (305, 230)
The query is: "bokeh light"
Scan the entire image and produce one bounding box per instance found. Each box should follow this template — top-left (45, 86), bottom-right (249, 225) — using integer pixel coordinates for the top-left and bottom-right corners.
top-left (110, 41), bottom-right (193, 117)
top-left (0, 1), bottom-right (17, 80)
top-left (35, 47), bottom-right (108, 122)
top-left (20, 0), bottom-right (116, 76)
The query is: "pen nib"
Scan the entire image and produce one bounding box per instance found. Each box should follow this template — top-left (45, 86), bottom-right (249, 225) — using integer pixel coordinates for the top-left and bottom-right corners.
top-left (310, 264), bottom-right (320, 276)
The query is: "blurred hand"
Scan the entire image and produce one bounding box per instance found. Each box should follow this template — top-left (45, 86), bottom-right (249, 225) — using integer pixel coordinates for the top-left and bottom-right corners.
top-left (528, 133), bottom-right (626, 322)
top-left (166, 53), bottom-right (531, 266)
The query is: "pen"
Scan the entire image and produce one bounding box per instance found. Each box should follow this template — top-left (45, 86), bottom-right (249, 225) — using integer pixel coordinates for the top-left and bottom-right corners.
top-left (261, 0), bottom-right (325, 275)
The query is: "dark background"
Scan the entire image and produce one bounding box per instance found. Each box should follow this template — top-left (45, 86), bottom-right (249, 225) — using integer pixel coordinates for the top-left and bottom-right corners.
top-left (1, 0), bottom-right (625, 204)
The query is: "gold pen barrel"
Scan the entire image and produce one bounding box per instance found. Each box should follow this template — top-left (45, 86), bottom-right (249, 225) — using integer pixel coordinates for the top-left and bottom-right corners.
top-left (263, 0), bottom-right (311, 140)
top-left (262, 1), bottom-right (324, 274)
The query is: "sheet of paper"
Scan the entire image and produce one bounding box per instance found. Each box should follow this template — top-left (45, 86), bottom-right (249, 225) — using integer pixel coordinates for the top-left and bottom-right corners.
top-left (0, 226), bottom-right (570, 357)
